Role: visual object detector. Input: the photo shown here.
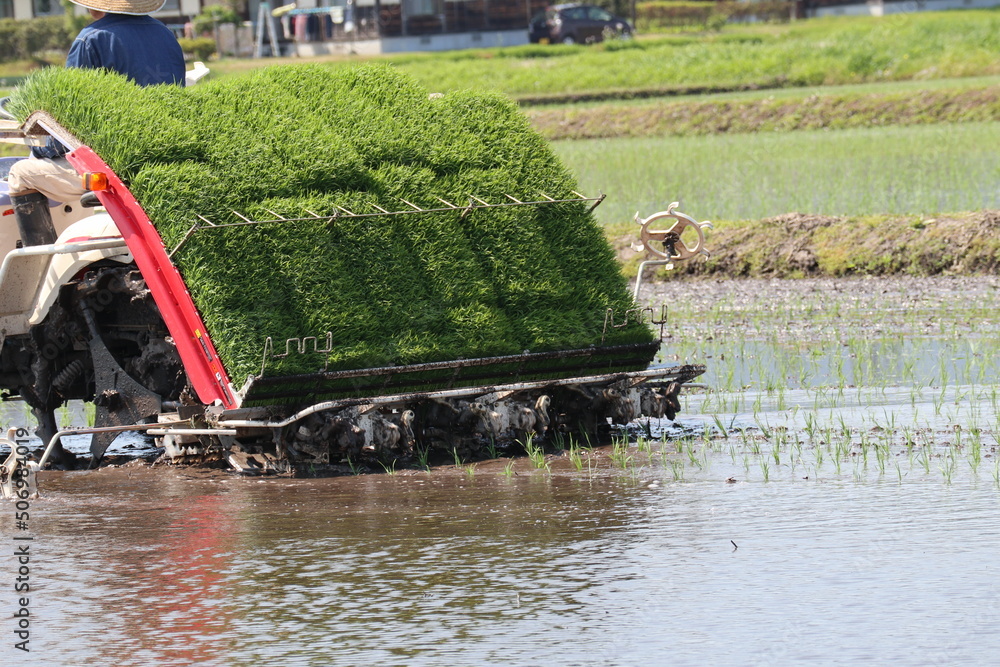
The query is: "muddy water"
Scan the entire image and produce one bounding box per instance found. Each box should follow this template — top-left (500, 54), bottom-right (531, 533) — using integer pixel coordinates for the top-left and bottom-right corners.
top-left (5, 466), bottom-right (998, 666)
top-left (3, 276), bottom-right (1000, 666)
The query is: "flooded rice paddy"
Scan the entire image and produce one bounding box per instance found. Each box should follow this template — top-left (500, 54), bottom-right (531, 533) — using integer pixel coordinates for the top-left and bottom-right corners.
top-left (3, 275), bottom-right (1000, 666)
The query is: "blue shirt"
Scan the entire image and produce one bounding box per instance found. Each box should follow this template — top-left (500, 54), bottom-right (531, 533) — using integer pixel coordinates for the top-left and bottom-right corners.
top-left (33, 14), bottom-right (185, 158)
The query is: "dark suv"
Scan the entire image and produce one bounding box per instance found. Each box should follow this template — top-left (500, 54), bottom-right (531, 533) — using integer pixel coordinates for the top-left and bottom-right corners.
top-left (528, 4), bottom-right (633, 45)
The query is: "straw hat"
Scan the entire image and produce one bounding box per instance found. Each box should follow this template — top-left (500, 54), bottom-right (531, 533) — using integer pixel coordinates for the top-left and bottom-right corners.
top-left (70, 0), bottom-right (166, 15)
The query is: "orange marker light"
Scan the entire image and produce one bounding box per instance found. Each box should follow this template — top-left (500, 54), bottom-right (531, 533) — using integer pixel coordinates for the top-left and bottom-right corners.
top-left (82, 172), bottom-right (109, 191)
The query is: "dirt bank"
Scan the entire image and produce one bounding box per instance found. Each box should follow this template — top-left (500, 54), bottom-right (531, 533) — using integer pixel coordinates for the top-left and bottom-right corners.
top-left (528, 86), bottom-right (1000, 141)
top-left (621, 210), bottom-right (1000, 279)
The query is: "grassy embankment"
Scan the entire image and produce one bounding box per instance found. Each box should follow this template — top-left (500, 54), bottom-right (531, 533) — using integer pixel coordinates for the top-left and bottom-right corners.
top-left (3, 10), bottom-right (998, 277)
top-left (554, 119), bottom-right (1000, 278)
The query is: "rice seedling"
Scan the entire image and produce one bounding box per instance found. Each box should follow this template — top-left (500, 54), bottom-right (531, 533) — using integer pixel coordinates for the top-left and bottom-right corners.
top-left (969, 439), bottom-right (982, 474)
top-left (521, 435), bottom-right (548, 470)
top-left (684, 439), bottom-right (699, 468)
top-left (10, 64), bottom-right (652, 395)
top-left (940, 448), bottom-right (957, 485)
top-left (57, 405), bottom-right (73, 429)
top-left (875, 441), bottom-right (887, 476)
top-left (347, 456), bottom-right (361, 476)
top-left (610, 436), bottom-right (633, 469)
top-left (415, 445), bottom-right (431, 471)
top-left (486, 438), bottom-right (499, 461)
top-left (918, 441), bottom-right (932, 475)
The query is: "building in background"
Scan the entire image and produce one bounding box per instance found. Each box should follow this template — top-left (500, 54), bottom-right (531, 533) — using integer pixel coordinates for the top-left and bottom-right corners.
top-left (5, 0), bottom-right (999, 54)
top-left (4, 0), bottom-right (204, 22)
top-left (262, 0), bottom-right (550, 55)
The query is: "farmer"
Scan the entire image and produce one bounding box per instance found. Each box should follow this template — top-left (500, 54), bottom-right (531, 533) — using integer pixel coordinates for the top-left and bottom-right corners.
top-left (7, 0), bottom-right (185, 245)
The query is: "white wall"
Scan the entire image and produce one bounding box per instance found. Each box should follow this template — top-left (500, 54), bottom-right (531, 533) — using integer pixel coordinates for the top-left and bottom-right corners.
top-left (13, 0), bottom-right (33, 21)
top-left (293, 28), bottom-right (528, 55)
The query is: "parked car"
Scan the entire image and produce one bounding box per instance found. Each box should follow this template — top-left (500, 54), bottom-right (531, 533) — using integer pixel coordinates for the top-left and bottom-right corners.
top-left (528, 4), bottom-right (633, 44)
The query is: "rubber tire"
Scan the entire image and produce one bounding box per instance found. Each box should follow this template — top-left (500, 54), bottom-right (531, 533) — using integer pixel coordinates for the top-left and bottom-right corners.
top-left (561, 35), bottom-right (575, 44)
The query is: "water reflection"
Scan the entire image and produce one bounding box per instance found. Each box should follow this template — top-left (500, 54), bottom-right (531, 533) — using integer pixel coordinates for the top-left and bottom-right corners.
top-left (6, 467), bottom-right (998, 666)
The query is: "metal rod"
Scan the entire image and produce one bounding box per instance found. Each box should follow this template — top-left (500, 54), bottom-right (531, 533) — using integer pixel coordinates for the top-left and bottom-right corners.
top-left (587, 193), bottom-right (607, 214)
top-left (256, 342), bottom-right (656, 382)
top-left (0, 239), bottom-right (129, 287)
top-left (38, 421), bottom-right (187, 469)
top-left (169, 223), bottom-right (201, 259)
top-left (248, 355), bottom-right (659, 403)
top-left (222, 365), bottom-right (703, 430)
top-left (166, 193), bottom-right (605, 255)
top-left (633, 259), bottom-right (674, 303)
top-left (146, 428), bottom-right (238, 436)
top-left (177, 195), bottom-right (602, 235)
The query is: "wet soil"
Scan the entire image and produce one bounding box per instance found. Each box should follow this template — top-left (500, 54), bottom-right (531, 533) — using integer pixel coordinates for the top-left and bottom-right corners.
top-left (645, 273), bottom-right (1000, 318)
top-left (526, 85), bottom-right (1000, 140)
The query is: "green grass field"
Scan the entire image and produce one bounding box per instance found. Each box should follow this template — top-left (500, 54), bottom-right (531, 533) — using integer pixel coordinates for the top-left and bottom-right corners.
top-left (553, 121), bottom-right (1000, 231)
top-left (193, 10), bottom-right (1000, 99)
top-left (5, 10), bottom-right (1000, 101)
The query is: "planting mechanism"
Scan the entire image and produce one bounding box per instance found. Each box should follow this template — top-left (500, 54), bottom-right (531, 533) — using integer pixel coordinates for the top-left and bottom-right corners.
top-left (0, 101), bottom-right (709, 482)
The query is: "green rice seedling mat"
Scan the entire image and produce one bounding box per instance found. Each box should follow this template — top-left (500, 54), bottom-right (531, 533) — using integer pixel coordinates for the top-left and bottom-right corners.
top-left (9, 64), bottom-right (654, 402)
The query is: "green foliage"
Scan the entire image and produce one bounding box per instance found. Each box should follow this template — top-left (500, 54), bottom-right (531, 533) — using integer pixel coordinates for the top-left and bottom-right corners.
top-left (635, 1), bottom-right (716, 30)
top-left (192, 3), bottom-right (241, 35)
top-left (60, 0), bottom-right (90, 34)
top-left (177, 37), bottom-right (218, 62)
top-left (0, 16), bottom-right (74, 62)
top-left (382, 10), bottom-right (1000, 99)
top-left (10, 64), bottom-right (651, 388)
